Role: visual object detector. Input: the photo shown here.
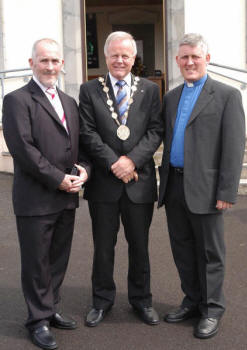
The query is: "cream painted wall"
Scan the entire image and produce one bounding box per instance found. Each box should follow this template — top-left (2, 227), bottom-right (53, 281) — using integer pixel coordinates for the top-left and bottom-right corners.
top-left (86, 5), bottom-right (165, 77)
top-left (184, 0), bottom-right (247, 134)
top-left (1, 0), bottom-right (246, 174)
top-left (1, 0), bottom-right (65, 99)
top-left (184, 0), bottom-right (246, 68)
top-left (2, 0), bottom-right (64, 69)
top-left (0, 0), bottom-right (64, 172)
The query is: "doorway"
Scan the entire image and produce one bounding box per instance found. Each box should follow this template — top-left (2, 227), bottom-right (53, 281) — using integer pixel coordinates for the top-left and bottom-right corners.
top-left (112, 23), bottom-right (154, 77)
top-left (81, 0), bottom-right (166, 94)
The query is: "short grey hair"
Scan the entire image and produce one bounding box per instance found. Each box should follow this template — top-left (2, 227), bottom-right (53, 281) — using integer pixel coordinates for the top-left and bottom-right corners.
top-left (31, 38), bottom-right (62, 60)
top-left (104, 31), bottom-right (137, 57)
top-left (179, 33), bottom-right (209, 55)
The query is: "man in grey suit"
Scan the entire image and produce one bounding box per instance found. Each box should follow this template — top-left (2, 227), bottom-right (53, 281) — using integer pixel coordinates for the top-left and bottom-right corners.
top-left (3, 38), bottom-right (91, 349)
top-left (158, 33), bottom-right (245, 339)
top-left (79, 31), bottom-right (163, 327)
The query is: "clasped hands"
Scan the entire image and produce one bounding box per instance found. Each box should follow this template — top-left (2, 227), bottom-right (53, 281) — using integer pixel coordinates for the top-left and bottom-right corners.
top-left (59, 164), bottom-right (88, 193)
top-left (111, 155), bottom-right (138, 184)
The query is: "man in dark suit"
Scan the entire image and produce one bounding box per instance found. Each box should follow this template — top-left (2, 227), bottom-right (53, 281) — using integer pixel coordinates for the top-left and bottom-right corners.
top-left (158, 33), bottom-right (245, 339)
top-left (79, 31), bottom-right (163, 327)
top-left (2, 38), bottom-right (91, 350)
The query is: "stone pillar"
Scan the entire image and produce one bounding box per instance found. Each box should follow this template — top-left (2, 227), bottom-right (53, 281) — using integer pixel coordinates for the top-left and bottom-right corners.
top-left (165, 0), bottom-right (184, 89)
top-left (62, 0), bottom-right (83, 101)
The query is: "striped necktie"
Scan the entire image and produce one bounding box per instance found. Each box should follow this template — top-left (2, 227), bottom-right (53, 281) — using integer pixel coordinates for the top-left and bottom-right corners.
top-left (46, 87), bottom-right (56, 99)
top-left (46, 87), bottom-right (68, 133)
top-left (116, 80), bottom-right (128, 124)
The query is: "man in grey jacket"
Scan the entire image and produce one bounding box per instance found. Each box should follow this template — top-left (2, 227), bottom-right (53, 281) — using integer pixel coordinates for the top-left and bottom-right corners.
top-left (158, 33), bottom-right (245, 339)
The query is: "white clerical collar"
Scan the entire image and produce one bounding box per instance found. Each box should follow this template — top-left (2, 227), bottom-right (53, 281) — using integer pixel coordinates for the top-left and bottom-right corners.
top-left (109, 72), bottom-right (132, 87)
top-left (185, 74), bottom-right (208, 88)
top-left (186, 82), bottom-right (194, 88)
top-left (32, 75), bottom-right (57, 94)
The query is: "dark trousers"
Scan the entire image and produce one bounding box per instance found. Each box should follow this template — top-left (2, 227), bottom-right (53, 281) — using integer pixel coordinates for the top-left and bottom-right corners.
top-left (88, 191), bottom-right (154, 310)
top-left (164, 169), bottom-right (225, 318)
top-left (16, 209), bottom-right (76, 330)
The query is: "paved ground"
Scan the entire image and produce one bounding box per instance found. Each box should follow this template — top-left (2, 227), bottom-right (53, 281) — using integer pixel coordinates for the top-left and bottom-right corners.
top-left (0, 172), bottom-right (247, 350)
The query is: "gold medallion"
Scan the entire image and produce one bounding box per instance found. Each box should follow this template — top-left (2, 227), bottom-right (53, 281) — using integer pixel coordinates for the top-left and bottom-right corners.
top-left (98, 74), bottom-right (140, 141)
top-left (117, 125), bottom-right (130, 140)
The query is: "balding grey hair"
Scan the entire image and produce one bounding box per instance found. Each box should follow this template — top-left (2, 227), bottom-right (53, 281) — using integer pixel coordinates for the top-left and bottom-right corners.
top-left (104, 31), bottom-right (137, 57)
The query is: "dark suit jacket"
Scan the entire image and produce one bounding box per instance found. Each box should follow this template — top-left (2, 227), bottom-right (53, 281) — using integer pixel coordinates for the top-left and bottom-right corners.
top-left (79, 75), bottom-right (163, 203)
top-left (158, 76), bottom-right (245, 214)
top-left (2, 79), bottom-right (91, 216)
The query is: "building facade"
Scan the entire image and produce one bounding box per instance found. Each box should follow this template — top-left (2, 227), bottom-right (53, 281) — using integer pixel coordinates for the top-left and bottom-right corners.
top-left (0, 0), bottom-right (246, 172)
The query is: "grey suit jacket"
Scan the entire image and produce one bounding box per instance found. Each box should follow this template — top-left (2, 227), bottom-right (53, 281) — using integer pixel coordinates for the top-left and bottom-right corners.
top-left (2, 79), bottom-right (91, 216)
top-left (79, 75), bottom-right (163, 204)
top-left (158, 76), bottom-right (245, 214)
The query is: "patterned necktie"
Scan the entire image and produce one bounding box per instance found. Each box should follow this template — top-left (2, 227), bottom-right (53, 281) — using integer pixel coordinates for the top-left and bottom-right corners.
top-left (46, 87), bottom-right (68, 132)
top-left (46, 87), bottom-right (56, 99)
top-left (116, 80), bottom-right (128, 124)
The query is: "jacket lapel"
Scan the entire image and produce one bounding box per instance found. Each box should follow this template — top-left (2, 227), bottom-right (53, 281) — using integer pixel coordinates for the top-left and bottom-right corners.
top-left (187, 76), bottom-right (214, 126)
top-left (107, 75), bottom-right (120, 116)
top-left (57, 89), bottom-right (73, 135)
top-left (170, 85), bottom-right (183, 128)
top-left (98, 74), bottom-right (144, 127)
top-left (98, 75), bottom-right (123, 126)
top-left (97, 75), bottom-right (116, 110)
top-left (28, 79), bottom-right (65, 130)
top-left (126, 76), bottom-right (141, 127)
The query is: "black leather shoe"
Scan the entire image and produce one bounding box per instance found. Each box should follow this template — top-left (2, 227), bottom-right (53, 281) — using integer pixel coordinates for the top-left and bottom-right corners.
top-left (164, 306), bottom-right (199, 323)
top-left (85, 308), bottom-right (108, 327)
top-left (194, 317), bottom-right (219, 339)
top-left (50, 312), bottom-right (77, 329)
top-left (30, 325), bottom-right (57, 350)
top-left (133, 306), bottom-right (160, 325)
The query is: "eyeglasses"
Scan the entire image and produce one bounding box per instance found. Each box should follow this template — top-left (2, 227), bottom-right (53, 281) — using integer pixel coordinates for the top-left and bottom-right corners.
top-left (109, 55), bottom-right (134, 62)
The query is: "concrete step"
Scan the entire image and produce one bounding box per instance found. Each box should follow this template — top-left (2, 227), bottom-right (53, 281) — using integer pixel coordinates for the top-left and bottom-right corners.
top-left (0, 151), bottom-right (13, 173)
top-left (154, 143), bottom-right (247, 195)
top-left (154, 158), bottom-right (247, 195)
top-left (2, 146), bottom-right (247, 194)
top-left (239, 179), bottom-right (247, 195)
top-left (241, 163), bottom-right (247, 178)
top-left (243, 150), bottom-right (247, 163)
